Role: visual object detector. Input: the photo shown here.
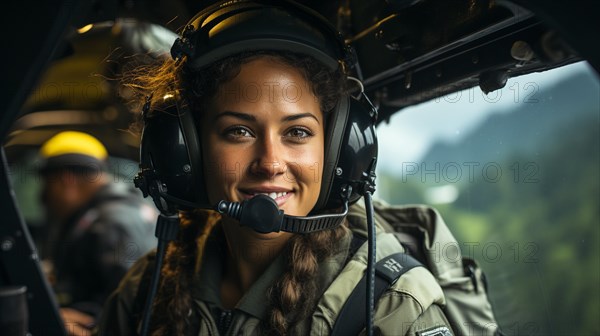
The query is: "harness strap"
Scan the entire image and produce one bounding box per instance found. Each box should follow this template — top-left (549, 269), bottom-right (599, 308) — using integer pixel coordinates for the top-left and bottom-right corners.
top-left (331, 252), bottom-right (423, 335)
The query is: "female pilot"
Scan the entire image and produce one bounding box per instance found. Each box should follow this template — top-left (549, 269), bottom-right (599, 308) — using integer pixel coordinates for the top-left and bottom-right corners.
top-left (98, 1), bottom-right (452, 335)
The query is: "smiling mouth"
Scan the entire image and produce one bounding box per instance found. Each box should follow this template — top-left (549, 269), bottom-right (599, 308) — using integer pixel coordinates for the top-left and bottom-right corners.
top-left (261, 191), bottom-right (287, 199)
top-left (240, 190), bottom-right (293, 206)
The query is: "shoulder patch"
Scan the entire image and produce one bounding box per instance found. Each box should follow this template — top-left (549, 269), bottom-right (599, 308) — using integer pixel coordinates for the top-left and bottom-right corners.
top-left (416, 326), bottom-right (453, 336)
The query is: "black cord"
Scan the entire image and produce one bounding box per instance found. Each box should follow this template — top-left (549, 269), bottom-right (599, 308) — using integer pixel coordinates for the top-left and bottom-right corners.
top-left (140, 213), bottom-right (180, 336)
top-left (364, 191), bottom-right (376, 336)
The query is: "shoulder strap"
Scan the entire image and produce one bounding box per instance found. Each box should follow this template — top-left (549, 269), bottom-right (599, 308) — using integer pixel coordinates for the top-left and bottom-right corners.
top-left (331, 252), bottom-right (423, 336)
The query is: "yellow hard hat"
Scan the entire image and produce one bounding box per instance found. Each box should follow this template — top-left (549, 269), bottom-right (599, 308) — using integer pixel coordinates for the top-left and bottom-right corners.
top-left (39, 131), bottom-right (108, 173)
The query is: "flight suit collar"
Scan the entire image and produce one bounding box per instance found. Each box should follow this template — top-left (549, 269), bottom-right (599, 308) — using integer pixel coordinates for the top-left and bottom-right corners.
top-left (193, 225), bottom-right (352, 324)
top-left (193, 228), bottom-right (286, 320)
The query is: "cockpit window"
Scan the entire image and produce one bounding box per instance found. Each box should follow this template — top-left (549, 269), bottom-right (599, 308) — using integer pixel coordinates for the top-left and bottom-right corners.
top-left (376, 61), bottom-right (599, 335)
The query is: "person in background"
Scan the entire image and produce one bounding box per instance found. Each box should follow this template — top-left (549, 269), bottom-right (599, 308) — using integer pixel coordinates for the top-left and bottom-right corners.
top-left (38, 130), bottom-right (157, 335)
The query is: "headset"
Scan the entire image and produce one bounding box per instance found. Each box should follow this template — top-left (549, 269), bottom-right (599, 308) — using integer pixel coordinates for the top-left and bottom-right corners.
top-left (134, 2), bottom-right (380, 335)
top-left (135, 0), bottom-right (379, 219)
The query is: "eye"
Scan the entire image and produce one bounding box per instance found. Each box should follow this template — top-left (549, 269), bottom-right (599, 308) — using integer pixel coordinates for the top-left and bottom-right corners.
top-left (285, 127), bottom-right (313, 142)
top-left (224, 126), bottom-right (254, 141)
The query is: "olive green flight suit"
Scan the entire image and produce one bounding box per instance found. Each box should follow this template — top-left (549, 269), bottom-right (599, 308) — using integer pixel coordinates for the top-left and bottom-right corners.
top-left (97, 205), bottom-right (453, 335)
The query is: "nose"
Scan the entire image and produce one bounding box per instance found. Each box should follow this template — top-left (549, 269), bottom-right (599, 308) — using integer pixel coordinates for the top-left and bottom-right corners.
top-left (250, 134), bottom-right (285, 178)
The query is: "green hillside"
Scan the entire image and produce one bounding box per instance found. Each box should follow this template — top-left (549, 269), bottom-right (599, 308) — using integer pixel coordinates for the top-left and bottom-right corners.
top-left (445, 117), bottom-right (599, 335)
top-left (377, 69), bottom-right (600, 335)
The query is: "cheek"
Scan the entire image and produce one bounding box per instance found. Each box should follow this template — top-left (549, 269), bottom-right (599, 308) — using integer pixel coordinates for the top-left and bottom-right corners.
top-left (287, 141), bottom-right (325, 189)
top-left (306, 138), bottom-right (325, 199)
top-left (202, 136), bottom-right (246, 202)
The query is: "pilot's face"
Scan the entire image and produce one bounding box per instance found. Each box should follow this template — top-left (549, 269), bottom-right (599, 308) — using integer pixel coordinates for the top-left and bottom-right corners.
top-left (201, 57), bottom-right (325, 222)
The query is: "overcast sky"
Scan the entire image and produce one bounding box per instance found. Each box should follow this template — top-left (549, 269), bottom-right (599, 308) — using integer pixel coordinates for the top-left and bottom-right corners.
top-left (375, 61), bottom-right (597, 176)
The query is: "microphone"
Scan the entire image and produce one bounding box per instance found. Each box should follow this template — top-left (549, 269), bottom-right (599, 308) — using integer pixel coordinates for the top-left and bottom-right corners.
top-left (215, 194), bottom-right (348, 234)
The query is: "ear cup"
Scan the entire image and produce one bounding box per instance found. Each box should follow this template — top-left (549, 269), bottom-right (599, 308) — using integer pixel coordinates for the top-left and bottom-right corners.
top-left (313, 96), bottom-right (350, 211)
top-left (313, 95), bottom-right (378, 212)
top-left (137, 94), bottom-right (209, 210)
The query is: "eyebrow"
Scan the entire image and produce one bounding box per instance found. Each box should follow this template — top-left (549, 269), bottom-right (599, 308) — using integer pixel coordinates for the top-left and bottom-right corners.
top-left (214, 111), bottom-right (320, 124)
top-left (213, 111), bottom-right (256, 122)
top-left (282, 112), bottom-right (320, 125)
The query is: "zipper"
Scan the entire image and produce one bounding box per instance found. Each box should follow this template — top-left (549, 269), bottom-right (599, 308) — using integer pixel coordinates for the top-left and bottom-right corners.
top-left (217, 309), bottom-right (233, 335)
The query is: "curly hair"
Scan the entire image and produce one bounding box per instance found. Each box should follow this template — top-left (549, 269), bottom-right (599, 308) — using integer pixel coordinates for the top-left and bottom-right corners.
top-left (125, 51), bottom-right (350, 335)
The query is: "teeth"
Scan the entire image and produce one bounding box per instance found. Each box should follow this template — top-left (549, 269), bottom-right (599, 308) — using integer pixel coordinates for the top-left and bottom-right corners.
top-left (253, 191), bottom-right (288, 199)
